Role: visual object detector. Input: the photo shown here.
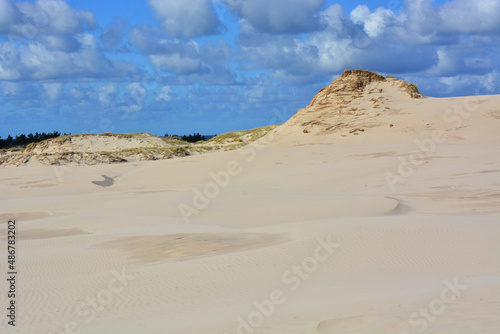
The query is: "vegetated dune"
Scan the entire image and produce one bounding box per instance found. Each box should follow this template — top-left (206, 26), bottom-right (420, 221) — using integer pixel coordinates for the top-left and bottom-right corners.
top-left (1, 70), bottom-right (499, 334)
top-left (24, 132), bottom-right (169, 154)
top-left (0, 125), bottom-right (278, 167)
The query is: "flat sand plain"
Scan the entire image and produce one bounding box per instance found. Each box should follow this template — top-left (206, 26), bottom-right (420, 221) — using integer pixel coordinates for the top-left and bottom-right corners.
top-left (1, 94), bottom-right (499, 333)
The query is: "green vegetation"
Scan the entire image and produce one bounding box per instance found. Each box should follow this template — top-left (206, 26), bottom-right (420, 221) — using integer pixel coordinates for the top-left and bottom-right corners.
top-left (248, 125), bottom-right (278, 141)
top-left (181, 133), bottom-right (205, 143)
top-left (97, 146), bottom-right (192, 161)
top-left (0, 131), bottom-right (66, 148)
top-left (101, 132), bottom-right (144, 138)
top-left (208, 131), bottom-right (244, 144)
top-left (208, 125), bottom-right (278, 144)
top-left (163, 133), bottom-right (212, 143)
top-left (1, 124), bottom-right (281, 167)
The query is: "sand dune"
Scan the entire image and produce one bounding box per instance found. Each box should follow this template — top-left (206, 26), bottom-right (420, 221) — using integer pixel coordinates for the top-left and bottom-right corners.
top-left (1, 70), bottom-right (499, 333)
top-left (0, 126), bottom-right (278, 167)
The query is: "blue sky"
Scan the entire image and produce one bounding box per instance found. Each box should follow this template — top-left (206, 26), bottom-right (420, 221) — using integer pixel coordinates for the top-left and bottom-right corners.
top-left (0, 0), bottom-right (499, 138)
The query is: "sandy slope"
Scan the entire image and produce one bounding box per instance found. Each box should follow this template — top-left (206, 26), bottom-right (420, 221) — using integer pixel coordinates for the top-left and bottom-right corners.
top-left (1, 73), bottom-right (499, 333)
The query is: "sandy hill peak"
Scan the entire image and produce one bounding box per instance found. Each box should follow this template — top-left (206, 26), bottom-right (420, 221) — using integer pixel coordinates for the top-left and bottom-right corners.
top-left (261, 69), bottom-right (500, 145)
top-left (309, 70), bottom-right (422, 108)
top-left (264, 69), bottom-right (435, 143)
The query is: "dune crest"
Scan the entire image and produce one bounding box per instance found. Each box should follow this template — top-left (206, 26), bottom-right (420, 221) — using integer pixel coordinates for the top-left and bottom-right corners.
top-left (0, 126), bottom-right (277, 167)
top-left (265, 69), bottom-right (499, 144)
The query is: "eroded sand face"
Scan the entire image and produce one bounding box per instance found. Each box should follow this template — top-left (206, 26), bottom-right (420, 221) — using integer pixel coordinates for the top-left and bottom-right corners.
top-left (1, 89), bottom-right (499, 332)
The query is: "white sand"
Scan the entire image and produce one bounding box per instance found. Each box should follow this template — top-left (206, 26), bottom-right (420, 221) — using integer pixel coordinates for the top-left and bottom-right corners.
top-left (1, 87), bottom-right (499, 333)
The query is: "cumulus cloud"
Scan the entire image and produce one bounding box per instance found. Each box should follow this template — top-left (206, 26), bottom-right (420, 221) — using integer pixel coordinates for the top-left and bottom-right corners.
top-left (101, 19), bottom-right (130, 51)
top-left (224, 0), bottom-right (324, 34)
top-left (1, 0), bottom-right (96, 39)
top-left (234, 0), bottom-right (499, 86)
top-left (441, 0), bottom-right (500, 34)
top-left (236, 4), bottom-right (359, 77)
top-left (428, 41), bottom-right (496, 77)
top-left (1, 81), bottom-right (40, 103)
top-left (62, 82), bottom-right (145, 114)
top-left (157, 86), bottom-right (174, 102)
top-left (37, 35), bottom-right (80, 52)
top-left (42, 82), bottom-right (63, 101)
top-left (148, 0), bottom-right (225, 38)
top-left (150, 53), bottom-right (203, 75)
top-left (0, 43), bottom-right (23, 80)
top-left (436, 70), bottom-right (500, 96)
top-left (95, 83), bottom-right (118, 108)
top-left (130, 27), bottom-right (236, 84)
top-left (0, 0), bottom-right (136, 81)
top-left (405, 0), bottom-right (500, 36)
top-left (350, 5), bottom-right (398, 38)
top-left (0, 0), bottom-right (21, 34)
top-left (0, 34), bottom-right (138, 81)
top-left (131, 28), bottom-right (205, 74)
top-left (122, 82), bottom-right (147, 112)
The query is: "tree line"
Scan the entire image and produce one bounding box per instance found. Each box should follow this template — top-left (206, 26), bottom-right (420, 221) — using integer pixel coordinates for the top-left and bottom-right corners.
top-left (1, 131), bottom-right (214, 149)
top-left (0, 131), bottom-right (65, 148)
top-left (164, 133), bottom-right (214, 143)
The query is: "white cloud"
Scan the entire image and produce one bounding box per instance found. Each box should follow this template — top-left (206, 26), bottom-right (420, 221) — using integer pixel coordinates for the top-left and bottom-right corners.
top-left (0, 0), bottom-right (135, 82)
top-left (101, 19), bottom-right (130, 51)
top-left (43, 82), bottom-right (63, 101)
top-left (224, 0), bottom-right (324, 34)
top-left (0, 42), bottom-right (23, 80)
top-left (235, 0), bottom-right (500, 84)
top-left (38, 35), bottom-right (80, 52)
top-left (157, 86), bottom-right (174, 102)
top-left (0, 34), bottom-right (137, 81)
top-left (439, 71), bottom-right (500, 95)
top-left (2, 0), bottom-right (96, 39)
top-left (1, 81), bottom-right (25, 97)
top-left (0, 0), bottom-right (21, 34)
top-left (438, 0), bottom-right (500, 34)
top-left (351, 5), bottom-right (397, 37)
top-left (236, 4), bottom-right (358, 76)
top-left (405, 0), bottom-right (500, 36)
top-left (131, 29), bottom-right (204, 74)
top-left (428, 43), bottom-right (495, 77)
top-left (121, 82), bottom-right (146, 112)
top-left (95, 83), bottom-right (118, 107)
top-left (130, 27), bottom-right (236, 84)
top-left (150, 54), bottom-right (203, 75)
top-left (350, 5), bottom-right (370, 25)
top-left (148, 0), bottom-right (224, 38)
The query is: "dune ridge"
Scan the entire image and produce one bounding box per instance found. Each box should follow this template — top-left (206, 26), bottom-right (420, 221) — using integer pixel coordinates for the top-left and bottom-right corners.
top-left (0, 126), bottom-right (278, 167)
top-left (266, 70), bottom-right (499, 145)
